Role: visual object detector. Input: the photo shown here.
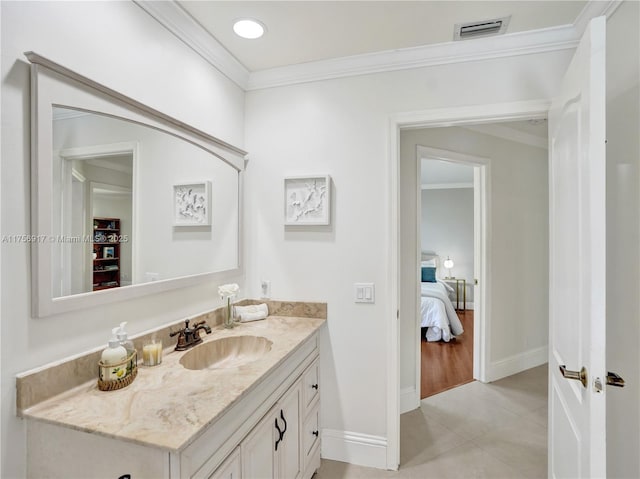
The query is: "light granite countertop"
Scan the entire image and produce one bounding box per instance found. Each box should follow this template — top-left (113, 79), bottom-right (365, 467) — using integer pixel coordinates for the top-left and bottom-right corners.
top-left (21, 315), bottom-right (326, 452)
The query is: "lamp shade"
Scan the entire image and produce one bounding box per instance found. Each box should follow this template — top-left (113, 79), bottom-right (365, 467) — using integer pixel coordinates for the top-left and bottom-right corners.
top-left (443, 257), bottom-right (454, 269)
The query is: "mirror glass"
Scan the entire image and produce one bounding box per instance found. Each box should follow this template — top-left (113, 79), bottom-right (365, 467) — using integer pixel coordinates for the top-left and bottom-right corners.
top-left (51, 107), bottom-right (239, 298)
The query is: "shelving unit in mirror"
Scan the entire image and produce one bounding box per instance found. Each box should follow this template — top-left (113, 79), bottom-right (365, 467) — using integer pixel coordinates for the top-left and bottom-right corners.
top-left (93, 217), bottom-right (121, 291)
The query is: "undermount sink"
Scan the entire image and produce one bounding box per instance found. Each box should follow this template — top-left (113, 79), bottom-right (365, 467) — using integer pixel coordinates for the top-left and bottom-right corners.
top-left (179, 335), bottom-right (273, 370)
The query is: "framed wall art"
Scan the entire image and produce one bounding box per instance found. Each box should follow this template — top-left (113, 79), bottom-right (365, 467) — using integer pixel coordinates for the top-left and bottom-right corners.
top-left (284, 175), bottom-right (331, 226)
top-left (174, 181), bottom-right (211, 226)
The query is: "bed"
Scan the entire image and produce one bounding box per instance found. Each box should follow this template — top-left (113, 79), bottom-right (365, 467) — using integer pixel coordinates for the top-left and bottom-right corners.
top-left (420, 253), bottom-right (464, 342)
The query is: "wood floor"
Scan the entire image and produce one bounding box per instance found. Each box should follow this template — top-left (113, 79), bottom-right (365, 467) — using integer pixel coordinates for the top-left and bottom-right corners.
top-left (420, 310), bottom-right (474, 399)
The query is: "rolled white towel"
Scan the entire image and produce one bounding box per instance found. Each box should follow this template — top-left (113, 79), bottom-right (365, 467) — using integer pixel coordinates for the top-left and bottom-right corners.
top-left (235, 303), bottom-right (269, 322)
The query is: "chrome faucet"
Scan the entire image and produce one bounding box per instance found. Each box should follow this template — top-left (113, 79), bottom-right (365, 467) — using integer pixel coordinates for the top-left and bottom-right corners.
top-left (170, 319), bottom-right (211, 351)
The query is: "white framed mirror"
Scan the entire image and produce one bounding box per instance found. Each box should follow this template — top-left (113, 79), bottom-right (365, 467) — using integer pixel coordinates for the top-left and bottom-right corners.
top-left (27, 52), bottom-right (247, 317)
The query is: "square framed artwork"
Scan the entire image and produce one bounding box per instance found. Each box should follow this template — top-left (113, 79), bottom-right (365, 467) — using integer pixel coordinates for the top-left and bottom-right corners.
top-left (174, 181), bottom-right (211, 226)
top-left (103, 246), bottom-right (115, 259)
top-left (284, 175), bottom-right (331, 226)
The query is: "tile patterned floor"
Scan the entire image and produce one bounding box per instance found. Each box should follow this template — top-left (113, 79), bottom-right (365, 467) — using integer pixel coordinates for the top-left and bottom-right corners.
top-left (316, 364), bottom-right (548, 478)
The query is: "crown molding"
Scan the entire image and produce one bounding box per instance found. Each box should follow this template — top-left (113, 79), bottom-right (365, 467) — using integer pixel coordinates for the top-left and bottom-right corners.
top-left (247, 24), bottom-right (578, 90)
top-left (133, 0), bottom-right (249, 89)
top-left (136, 0), bottom-right (620, 92)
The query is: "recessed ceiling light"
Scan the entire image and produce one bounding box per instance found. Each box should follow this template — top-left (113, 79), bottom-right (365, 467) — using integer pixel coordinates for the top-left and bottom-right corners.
top-left (233, 19), bottom-right (265, 39)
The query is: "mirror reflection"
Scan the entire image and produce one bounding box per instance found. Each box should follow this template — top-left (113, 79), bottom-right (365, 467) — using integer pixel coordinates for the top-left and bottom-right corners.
top-left (52, 107), bottom-right (239, 298)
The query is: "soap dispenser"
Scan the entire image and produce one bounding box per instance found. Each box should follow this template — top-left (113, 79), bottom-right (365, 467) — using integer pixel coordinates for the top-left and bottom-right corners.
top-left (101, 327), bottom-right (128, 380)
top-left (117, 321), bottom-right (135, 357)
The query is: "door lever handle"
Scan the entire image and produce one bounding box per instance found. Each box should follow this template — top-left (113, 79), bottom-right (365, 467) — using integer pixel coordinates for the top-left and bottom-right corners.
top-left (559, 365), bottom-right (588, 388)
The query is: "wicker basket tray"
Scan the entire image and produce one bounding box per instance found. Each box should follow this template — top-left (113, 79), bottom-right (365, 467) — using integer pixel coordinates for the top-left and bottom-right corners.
top-left (97, 350), bottom-right (137, 391)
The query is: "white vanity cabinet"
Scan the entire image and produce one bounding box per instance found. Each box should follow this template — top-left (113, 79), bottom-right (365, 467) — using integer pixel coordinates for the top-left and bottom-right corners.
top-left (181, 336), bottom-right (318, 479)
top-left (241, 380), bottom-right (301, 479)
top-left (26, 332), bottom-right (321, 479)
top-left (209, 357), bottom-right (323, 479)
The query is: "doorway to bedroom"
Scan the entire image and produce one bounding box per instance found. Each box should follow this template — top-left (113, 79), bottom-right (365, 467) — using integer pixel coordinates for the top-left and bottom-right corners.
top-left (392, 103), bottom-right (551, 471)
top-left (398, 118), bottom-right (549, 413)
top-left (419, 157), bottom-right (476, 398)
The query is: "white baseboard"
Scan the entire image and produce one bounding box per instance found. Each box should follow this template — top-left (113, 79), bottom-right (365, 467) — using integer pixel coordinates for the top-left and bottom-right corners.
top-left (400, 386), bottom-right (418, 414)
top-left (321, 429), bottom-right (387, 469)
top-left (487, 346), bottom-right (548, 382)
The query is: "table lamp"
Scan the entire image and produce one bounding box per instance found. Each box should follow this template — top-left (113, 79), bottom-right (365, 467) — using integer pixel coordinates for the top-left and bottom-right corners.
top-left (443, 256), bottom-right (454, 279)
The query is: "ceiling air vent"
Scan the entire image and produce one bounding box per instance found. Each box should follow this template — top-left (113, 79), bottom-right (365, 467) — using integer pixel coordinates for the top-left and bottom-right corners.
top-left (454, 16), bottom-right (511, 41)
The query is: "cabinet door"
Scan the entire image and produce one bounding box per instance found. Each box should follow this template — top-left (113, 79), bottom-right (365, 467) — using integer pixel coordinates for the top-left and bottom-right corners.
top-left (277, 381), bottom-right (302, 479)
top-left (209, 447), bottom-right (241, 479)
top-left (241, 407), bottom-right (277, 479)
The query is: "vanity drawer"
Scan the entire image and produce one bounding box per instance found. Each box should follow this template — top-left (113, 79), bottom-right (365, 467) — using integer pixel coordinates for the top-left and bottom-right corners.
top-left (302, 403), bottom-right (320, 467)
top-left (302, 359), bottom-right (319, 413)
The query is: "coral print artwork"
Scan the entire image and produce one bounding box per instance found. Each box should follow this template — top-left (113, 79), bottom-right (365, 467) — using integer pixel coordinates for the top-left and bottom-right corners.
top-left (174, 182), bottom-right (211, 226)
top-left (284, 176), bottom-right (331, 226)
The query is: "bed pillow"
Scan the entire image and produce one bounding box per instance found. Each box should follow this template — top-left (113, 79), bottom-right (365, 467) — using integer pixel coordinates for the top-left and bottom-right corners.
top-left (421, 266), bottom-right (437, 283)
top-left (421, 259), bottom-right (436, 267)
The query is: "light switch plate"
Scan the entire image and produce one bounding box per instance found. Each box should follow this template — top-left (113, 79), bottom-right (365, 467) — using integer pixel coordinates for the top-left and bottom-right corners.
top-left (354, 283), bottom-right (375, 303)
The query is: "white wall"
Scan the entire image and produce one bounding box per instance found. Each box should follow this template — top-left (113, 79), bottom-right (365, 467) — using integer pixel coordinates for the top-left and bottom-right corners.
top-left (401, 126), bottom-right (549, 395)
top-left (0, 2), bottom-right (245, 477)
top-left (605, 2), bottom-right (640, 477)
top-left (421, 186), bottom-right (474, 302)
top-left (244, 49), bottom-right (570, 466)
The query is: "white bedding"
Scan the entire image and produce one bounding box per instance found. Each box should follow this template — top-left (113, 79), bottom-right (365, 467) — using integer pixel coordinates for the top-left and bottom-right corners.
top-left (420, 281), bottom-right (464, 342)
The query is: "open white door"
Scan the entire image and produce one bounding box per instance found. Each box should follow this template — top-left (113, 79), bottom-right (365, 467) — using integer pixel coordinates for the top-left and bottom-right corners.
top-left (548, 16), bottom-right (608, 478)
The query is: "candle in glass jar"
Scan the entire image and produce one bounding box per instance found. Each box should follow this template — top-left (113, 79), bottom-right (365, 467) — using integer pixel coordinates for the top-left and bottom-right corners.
top-left (142, 339), bottom-right (162, 366)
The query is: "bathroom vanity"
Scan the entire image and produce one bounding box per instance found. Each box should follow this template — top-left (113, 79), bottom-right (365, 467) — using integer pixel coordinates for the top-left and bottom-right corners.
top-left (19, 51), bottom-right (325, 478)
top-left (19, 314), bottom-right (325, 479)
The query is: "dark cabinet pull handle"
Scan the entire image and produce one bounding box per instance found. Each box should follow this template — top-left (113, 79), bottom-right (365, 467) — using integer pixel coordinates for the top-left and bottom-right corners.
top-left (311, 383), bottom-right (318, 390)
top-left (280, 409), bottom-right (288, 439)
top-left (312, 430), bottom-right (319, 437)
top-left (274, 417), bottom-right (283, 451)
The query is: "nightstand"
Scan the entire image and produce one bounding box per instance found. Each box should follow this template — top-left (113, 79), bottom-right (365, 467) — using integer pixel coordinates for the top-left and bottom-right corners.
top-left (443, 278), bottom-right (466, 311)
